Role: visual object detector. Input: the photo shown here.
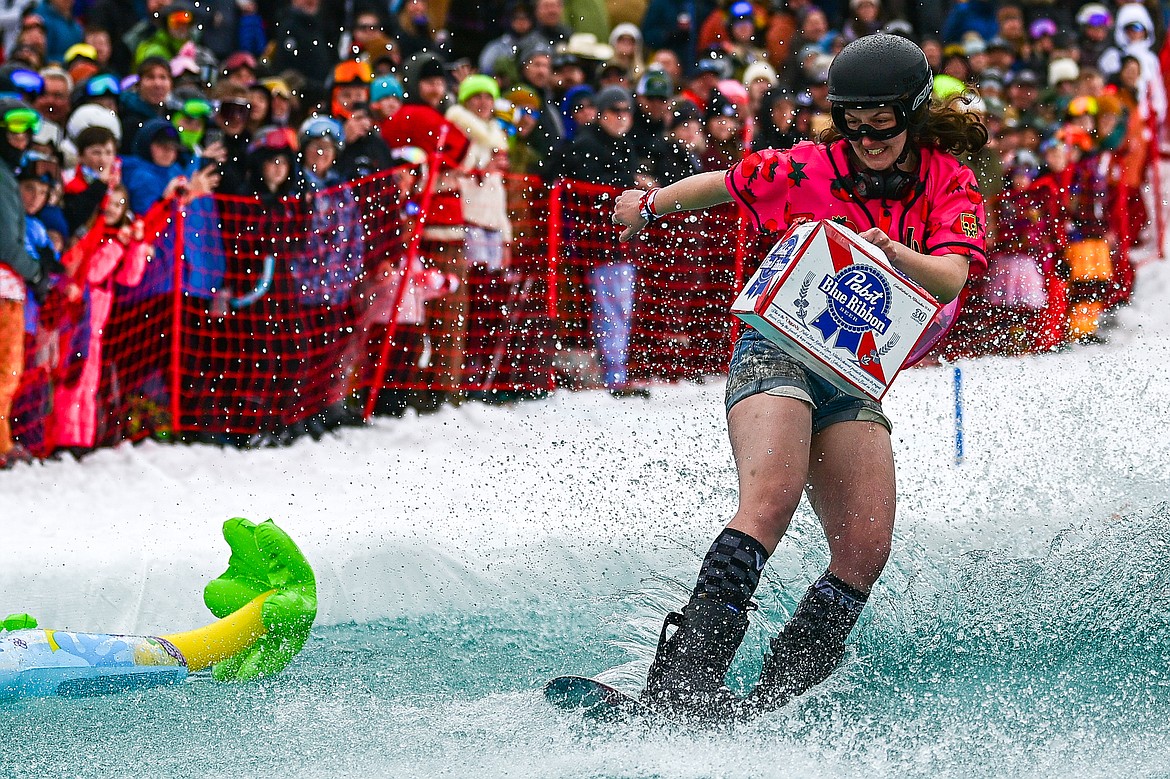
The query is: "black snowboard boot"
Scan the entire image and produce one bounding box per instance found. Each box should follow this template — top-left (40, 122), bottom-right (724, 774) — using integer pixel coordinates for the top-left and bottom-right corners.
top-left (641, 596), bottom-right (750, 718)
top-left (640, 527), bottom-right (770, 719)
top-left (743, 571), bottom-right (868, 714)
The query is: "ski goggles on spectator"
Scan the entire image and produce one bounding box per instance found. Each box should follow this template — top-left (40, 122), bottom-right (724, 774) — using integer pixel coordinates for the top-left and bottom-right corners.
top-left (218, 98), bottom-right (251, 122)
top-left (178, 98), bottom-right (213, 119)
top-left (8, 68), bottom-right (44, 98)
top-left (1029, 18), bottom-right (1057, 39)
top-left (18, 150), bottom-right (59, 183)
top-left (85, 73), bottom-right (121, 97)
top-left (1068, 96), bottom-right (1098, 117)
top-left (333, 59), bottom-right (373, 85)
top-left (2, 106), bottom-right (41, 135)
top-left (168, 10), bottom-right (193, 26)
top-left (248, 126), bottom-right (298, 154)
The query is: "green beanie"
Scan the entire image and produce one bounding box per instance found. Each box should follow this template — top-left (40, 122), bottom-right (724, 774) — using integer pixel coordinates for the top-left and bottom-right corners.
top-left (458, 74), bottom-right (500, 104)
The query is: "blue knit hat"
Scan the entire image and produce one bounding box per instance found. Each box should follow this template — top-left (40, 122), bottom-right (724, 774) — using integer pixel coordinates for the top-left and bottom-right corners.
top-left (370, 75), bottom-right (404, 103)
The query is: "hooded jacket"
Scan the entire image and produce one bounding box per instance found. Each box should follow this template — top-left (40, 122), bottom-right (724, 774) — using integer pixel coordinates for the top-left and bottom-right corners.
top-left (122, 118), bottom-right (185, 216)
top-left (1099, 4), bottom-right (1166, 123)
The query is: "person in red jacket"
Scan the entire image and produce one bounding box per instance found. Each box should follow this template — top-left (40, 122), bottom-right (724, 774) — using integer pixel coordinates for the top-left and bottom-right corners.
top-left (379, 53), bottom-right (471, 411)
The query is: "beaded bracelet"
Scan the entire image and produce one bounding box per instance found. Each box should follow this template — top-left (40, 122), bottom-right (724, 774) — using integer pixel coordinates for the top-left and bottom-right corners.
top-left (638, 187), bottom-right (662, 222)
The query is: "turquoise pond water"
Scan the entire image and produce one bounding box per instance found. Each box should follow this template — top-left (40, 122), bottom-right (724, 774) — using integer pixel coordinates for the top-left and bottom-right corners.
top-left (3, 504), bottom-right (1169, 779)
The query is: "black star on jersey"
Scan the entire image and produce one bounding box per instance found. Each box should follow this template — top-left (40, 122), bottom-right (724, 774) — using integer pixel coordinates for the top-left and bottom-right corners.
top-left (788, 160), bottom-right (809, 187)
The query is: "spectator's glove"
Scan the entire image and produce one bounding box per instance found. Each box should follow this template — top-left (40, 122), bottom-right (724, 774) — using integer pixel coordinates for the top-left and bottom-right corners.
top-left (25, 265), bottom-right (51, 304)
top-left (37, 245), bottom-right (64, 276)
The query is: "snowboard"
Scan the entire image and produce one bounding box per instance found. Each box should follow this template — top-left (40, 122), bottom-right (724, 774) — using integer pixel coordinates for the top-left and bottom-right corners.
top-left (543, 675), bottom-right (657, 719)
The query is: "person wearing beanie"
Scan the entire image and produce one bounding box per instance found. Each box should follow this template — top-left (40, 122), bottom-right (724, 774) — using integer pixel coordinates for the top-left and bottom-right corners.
top-left (446, 71), bottom-right (513, 385)
top-left (701, 89), bottom-right (744, 171)
top-left (843, 0), bottom-right (883, 43)
top-left (716, 0), bottom-right (767, 82)
top-left (559, 83), bottom-right (595, 142)
top-left (335, 102), bottom-right (394, 181)
top-left (654, 99), bottom-right (705, 185)
top-left (369, 74), bottom-right (405, 123)
top-left (741, 59), bottom-right (778, 144)
top-left (479, 1), bottom-right (535, 76)
top-left (550, 84), bottom-right (646, 398)
top-left (608, 22), bottom-right (645, 82)
top-left (118, 55), bottom-right (173, 155)
top-left (512, 41), bottom-right (565, 176)
top-left (380, 52), bottom-right (472, 413)
top-left (120, 117), bottom-right (186, 215)
top-left (245, 124), bottom-right (300, 202)
top-left (751, 86), bottom-right (801, 152)
top-left (629, 68), bottom-right (672, 187)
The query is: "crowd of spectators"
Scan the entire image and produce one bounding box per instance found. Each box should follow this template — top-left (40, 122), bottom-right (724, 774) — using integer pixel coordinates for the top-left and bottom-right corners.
top-left (0, 0), bottom-right (1164, 466)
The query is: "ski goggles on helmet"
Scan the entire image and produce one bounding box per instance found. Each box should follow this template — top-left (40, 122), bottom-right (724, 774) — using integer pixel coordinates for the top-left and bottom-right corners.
top-left (2, 106), bottom-right (41, 134)
top-left (830, 103), bottom-right (908, 142)
top-left (17, 150), bottom-right (59, 183)
top-left (178, 98), bottom-right (213, 119)
top-left (8, 68), bottom-right (44, 99)
top-left (85, 73), bottom-right (121, 97)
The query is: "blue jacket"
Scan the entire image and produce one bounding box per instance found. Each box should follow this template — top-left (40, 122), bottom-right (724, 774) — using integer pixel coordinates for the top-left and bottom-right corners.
top-left (118, 118), bottom-right (225, 304)
top-left (121, 118), bottom-right (185, 216)
top-left (35, 1), bottom-right (84, 63)
top-left (941, 0), bottom-right (999, 45)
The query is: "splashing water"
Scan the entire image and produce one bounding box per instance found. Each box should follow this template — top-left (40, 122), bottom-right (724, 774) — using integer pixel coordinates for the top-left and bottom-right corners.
top-left (4, 263), bottom-right (1170, 778)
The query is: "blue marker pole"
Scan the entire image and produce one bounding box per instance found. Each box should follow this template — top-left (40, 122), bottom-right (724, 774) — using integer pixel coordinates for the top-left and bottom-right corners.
top-left (953, 365), bottom-right (964, 466)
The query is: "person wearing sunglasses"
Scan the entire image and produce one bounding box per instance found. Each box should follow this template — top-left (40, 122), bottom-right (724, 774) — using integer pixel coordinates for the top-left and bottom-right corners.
top-left (550, 85), bottom-right (648, 399)
top-left (0, 98), bottom-right (49, 467)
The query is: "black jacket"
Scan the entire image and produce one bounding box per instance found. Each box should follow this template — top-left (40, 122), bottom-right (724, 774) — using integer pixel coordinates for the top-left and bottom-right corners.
top-left (629, 110), bottom-right (670, 182)
top-left (551, 125), bottom-right (636, 189)
top-left (655, 139), bottom-right (703, 186)
top-left (337, 134), bottom-right (394, 182)
top-left (270, 8), bottom-right (336, 91)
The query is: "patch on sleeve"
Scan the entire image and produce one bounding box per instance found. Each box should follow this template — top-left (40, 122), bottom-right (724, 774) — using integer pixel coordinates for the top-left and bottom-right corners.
top-left (956, 212), bottom-right (979, 239)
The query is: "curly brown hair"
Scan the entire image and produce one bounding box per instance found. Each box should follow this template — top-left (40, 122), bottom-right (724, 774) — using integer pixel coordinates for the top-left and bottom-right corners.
top-left (817, 96), bottom-right (990, 156)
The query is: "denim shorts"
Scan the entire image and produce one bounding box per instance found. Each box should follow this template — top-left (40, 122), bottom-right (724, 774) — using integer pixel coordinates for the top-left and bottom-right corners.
top-left (724, 328), bottom-right (892, 434)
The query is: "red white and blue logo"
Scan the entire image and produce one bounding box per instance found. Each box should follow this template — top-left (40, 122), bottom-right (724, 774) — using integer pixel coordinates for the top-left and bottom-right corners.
top-left (811, 265), bottom-right (892, 361)
top-left (746, 232), bottom-right (802, 298)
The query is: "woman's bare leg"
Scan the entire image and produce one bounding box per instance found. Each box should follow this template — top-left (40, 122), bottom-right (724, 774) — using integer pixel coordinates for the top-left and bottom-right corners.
top-left (748, 420), bottom-right (896, 713)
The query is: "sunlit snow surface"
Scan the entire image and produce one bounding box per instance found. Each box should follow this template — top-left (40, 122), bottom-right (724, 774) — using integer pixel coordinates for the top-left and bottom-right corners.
top-left (3, 256), bottom-right (1170, 777)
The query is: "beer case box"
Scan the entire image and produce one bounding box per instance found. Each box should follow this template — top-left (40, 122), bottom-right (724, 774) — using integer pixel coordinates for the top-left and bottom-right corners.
top-left (730, 219), bottom-right (941, 401)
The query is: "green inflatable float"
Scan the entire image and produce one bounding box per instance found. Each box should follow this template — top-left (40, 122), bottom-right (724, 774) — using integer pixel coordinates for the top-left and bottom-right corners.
top-left (0, 518), bottom-right (317, 700)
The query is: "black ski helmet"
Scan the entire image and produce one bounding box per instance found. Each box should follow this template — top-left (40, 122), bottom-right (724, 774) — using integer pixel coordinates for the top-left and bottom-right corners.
top-left (827, 34), bottom-right (933, 141)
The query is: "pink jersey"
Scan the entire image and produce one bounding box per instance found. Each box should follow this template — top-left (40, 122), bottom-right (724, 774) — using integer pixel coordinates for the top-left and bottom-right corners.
top-left (726, 140), bottom-right (987, 364)
top-left (726, 140), bottom-right (988, 277)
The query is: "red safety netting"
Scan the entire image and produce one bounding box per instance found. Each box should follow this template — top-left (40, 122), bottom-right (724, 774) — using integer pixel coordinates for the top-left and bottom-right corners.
top-left (551, 179), bottom-right (748, 387)
top-left (9, 148), bottom-right (1161, 455)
